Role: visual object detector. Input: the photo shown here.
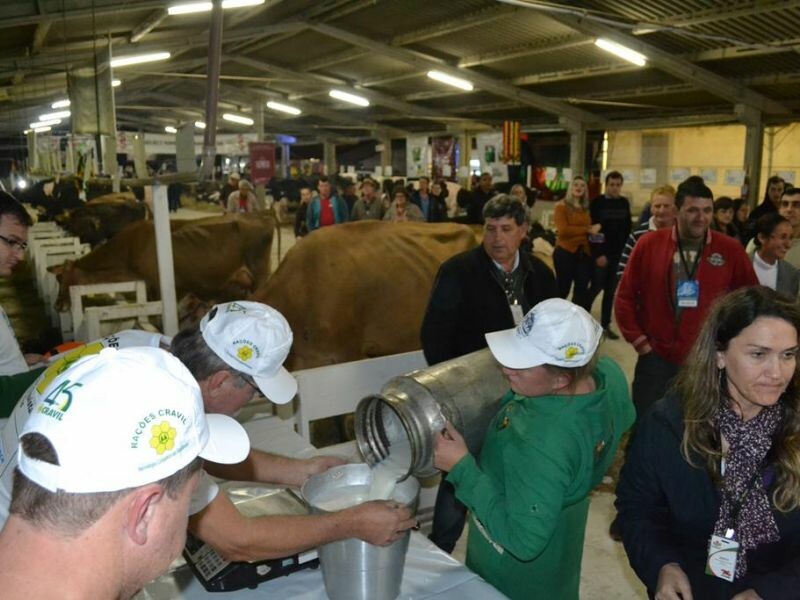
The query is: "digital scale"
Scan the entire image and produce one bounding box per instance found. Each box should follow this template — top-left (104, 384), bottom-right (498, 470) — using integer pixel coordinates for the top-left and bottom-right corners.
top-left (182, 487), bottom-right (320, 592)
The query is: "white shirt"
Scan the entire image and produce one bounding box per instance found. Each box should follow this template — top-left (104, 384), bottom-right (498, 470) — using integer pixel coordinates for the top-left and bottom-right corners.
top-left (753, 252), bottom-right (778, 290)
top-left (0, 330), bottom-right (182, 528)
top-left (0, 306), bottom-right (27, 376)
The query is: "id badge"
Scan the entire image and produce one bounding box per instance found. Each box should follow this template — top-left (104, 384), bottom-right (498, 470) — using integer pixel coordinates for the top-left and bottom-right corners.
top-left (588, 232), bottom-right (605, 244)
top-left (510, 303), bottom-right (524, 325)
top-left (706, 533), bottom-right (739, 582)
top-left (676, 279), bottom-right (700, 308)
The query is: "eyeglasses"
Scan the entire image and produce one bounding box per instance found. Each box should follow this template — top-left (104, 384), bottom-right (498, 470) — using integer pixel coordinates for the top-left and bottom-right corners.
top-left (0, 234), bottom-right (27, 252)
top-left (238, 373), bottom-right (262, 396)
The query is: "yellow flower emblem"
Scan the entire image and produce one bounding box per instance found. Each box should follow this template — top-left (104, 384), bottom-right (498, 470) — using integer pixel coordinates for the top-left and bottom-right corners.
top-left (237, 345), bottom-right (254, 361)
top-left (150, 421), bottom-right (177, 455)
top-left (564, 346), bottom-right (580, 359)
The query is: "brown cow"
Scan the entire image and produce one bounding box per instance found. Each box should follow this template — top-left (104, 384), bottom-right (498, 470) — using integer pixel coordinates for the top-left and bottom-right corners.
top-left (253, 221), bottom-right (477, 370)
top-left (50, 214), bottom-right (274, 311)
top-left (57, 192), bottom-right (151, 246)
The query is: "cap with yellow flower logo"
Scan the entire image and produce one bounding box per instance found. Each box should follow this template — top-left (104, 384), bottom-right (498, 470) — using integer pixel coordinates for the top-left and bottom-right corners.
top-left (485, 298), bottom-right (602, 369)
top-left (17, 347), bottom-right (250, 494)
top-left (200, 301), bottom-right (297, 404)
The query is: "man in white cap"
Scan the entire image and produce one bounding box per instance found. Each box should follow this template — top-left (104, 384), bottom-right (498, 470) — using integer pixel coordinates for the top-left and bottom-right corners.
top-left (170, 301), bottom-right (416, 561)
top-left (0, 347), bottom-right (250, 599)
top-left (433, 298), bottom-right (634, 600)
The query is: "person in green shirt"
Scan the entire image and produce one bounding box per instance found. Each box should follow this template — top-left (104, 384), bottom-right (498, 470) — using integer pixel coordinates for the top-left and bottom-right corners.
top-left (434, 298), bottom-right (635, 599)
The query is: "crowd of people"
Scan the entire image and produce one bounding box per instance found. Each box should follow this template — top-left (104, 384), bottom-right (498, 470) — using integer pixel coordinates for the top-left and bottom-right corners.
top-left (1, 168), bottom-right (800, 600)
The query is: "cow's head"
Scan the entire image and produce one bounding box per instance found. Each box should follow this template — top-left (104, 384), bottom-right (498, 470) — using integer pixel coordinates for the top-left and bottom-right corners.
top-left (49, 260), bottom-right (78, 312)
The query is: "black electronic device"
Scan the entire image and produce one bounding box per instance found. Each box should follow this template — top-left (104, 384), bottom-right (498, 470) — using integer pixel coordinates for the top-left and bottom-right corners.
top-left (183, 531), bottom-right (319, 592)
top-left (182, 487), bottom-right (319, 592)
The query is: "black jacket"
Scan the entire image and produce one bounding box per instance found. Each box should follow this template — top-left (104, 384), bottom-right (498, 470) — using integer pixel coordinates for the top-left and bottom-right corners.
top-left (420, 245), bottom-right (557, 365)
top-left (410, 191), bottom-right (447, 223)
top-left (590, 194), bottom-right (632, 258)
top-left (616, 394), bottom-right (800, 600)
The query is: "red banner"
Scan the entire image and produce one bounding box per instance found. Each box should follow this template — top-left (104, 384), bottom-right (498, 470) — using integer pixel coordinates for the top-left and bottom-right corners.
top-left (502, 120), bottom-right (520, 164)
top-left (249, 142), bottom-right (275, 185)
top-left (431, 136), bottom-right (456, 181)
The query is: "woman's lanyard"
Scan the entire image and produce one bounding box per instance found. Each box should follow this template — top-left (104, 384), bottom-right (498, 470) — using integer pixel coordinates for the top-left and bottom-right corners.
top-left (723, 465), bottom-right (763, 538)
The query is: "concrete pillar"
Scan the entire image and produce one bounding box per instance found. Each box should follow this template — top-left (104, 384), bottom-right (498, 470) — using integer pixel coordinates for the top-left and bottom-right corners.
top-left (133, 133), bottom-right (147, 179)
top-left (379, 137), bottom-right (392, 175)
top-left (561, 118), bottom-right (586, 178)
top-left (253, 103), bottom-right (266, 211)
top-left (737, 104), bottom-right (763, 207)
top-left (323, 141), bottom-right (336, 176)
top-left (175, 124), bottom-right (195, 173)
top-left (280, 143), bottom-right (290, 178)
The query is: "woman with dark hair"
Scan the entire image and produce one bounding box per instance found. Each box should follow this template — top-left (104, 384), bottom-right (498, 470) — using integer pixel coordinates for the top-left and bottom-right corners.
top-left (712, 196), bottom-right (739, 239)
top-left (734, 198), bottom-right (755, 246)
top-left (751, 213), bottom-right (799, 298)
top-left (617, 286), bottom-right (800, 600)
top-left (383, 185), bottom-right (424, 222)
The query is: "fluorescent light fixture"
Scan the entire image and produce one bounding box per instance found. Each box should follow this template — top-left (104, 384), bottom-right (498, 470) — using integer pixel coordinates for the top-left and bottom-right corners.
top-left (222, 0), bottom-right (265, 7)
top-left (51, 99), bottom-right (70, 109)
top-left (39, 111), bottom-right (70, 121)
top-left (427, 70), bottom-right (474, 91)
top-left (112, 79), bottom-right (122, 87)
top-left (168, 0), bottom-right (264, 14)
top-left (32, 119), bottom-right (61, 128)
top-left (165, 126), bottom-right (178, 134)
top-left (329, 89), bottom-right (369, 107)
top-left (32, 126), bottom-right (52, 133)
top-left (110, 52), bottom-right (171, 68)
top-left (222, 113), bottom-right (254, 126)
top-left (266, 100), bottom-right (301, 116)
top-left (194, 121), bottom-right (206, 129)
top-left (594, 38), bottom-right (647, 66)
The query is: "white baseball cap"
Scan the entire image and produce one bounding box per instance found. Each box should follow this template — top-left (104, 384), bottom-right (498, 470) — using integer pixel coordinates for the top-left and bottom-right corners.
top-left (200, 301), bottom-right (298, 404)
top-left (18, 347), bottom-right (250, 494)
top-left (485, 298), bottom-right (602, 369)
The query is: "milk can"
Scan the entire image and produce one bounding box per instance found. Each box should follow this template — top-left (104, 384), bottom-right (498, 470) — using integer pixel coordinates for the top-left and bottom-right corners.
top-left (355, 348), bottom-right (509, 480)
top-left (302, 464), bottom-right (419, 600)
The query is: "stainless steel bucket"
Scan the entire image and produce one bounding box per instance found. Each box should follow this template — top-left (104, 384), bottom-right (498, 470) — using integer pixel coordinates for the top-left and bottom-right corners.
top-left (302, 464), bottom-right (420, 600)
top-left (355, 348), bottom-right (508, 479)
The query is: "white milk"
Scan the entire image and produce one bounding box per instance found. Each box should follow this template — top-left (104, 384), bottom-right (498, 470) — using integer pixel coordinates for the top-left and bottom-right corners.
top-left (313, 484), bottom-right (370, 512)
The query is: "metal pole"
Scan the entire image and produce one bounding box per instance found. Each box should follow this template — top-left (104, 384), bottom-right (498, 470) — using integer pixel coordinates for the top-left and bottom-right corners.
top-left (150, 184), bottom-right (180, 337)
top-left (200, 0), bottom-right (224, 181)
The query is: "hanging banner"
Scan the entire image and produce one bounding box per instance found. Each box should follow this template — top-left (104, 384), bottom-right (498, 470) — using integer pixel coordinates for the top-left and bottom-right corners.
top-left (431, 136), bottom-right (456, 182)
top-left (249, 142), bottom-right (276, 185)
top-left (476, 131), bottom-right (507, 182)
top-left (502, 120), bottom-right (521, 164)
top-left (69, 45), bottom-right (116, 135)
top-left (406, 135), bottom-right (429, 178)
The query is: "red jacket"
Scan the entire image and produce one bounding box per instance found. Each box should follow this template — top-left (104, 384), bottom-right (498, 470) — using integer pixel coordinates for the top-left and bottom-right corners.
top-left (615, 226), bottom-right (758, 365)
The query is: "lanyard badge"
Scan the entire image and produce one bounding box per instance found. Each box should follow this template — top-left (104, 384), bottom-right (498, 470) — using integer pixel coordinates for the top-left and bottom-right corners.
top-left (706, 528), bottom-right (739, 582)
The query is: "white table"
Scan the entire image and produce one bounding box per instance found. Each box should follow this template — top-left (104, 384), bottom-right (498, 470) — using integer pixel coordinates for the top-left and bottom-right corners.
top-left (137, 413), bottom-right (507, 599)
top-left (139, 532), bottom-right (507, 599)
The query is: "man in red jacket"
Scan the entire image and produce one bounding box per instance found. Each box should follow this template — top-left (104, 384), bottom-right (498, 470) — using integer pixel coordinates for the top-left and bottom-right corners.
top-left (615, 176), bottom-right (758, 419)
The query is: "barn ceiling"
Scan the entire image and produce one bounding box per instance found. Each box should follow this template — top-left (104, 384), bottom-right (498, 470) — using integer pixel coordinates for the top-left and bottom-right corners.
top-left (1, 0), bottom-right (798, 143)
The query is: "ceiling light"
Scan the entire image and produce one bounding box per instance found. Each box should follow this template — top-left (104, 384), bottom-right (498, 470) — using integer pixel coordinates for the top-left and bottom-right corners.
top-left (32, 119), bottom-right (61, 128)
top-left (165, 126), bottom-right (178, 134)
top-left (51, 99), bottom-right (70, 109)
top-left (168, 0), bottom-right (264, 15)
top-left (426, 70), bottom-right (474, 91)
top-left (594, 38), bottom-right (647, 66)
top-left (39, 111), bottom-right (70, 121)
top-left (223, 113), bottom-right (254, 126)
top-left (111, 52), bottom-right (171, 68)
top-left (168, 2), bottom-right (211, 15)
top-left (112, 79), bottom-right (122, 87)
top-left (329, 89), bottom-right (369, 107)
top-left (266, 100), bottom-right (301, 116)
top-left (195, 121), bottom-right (206, 129)
top-left (17, 179), bottom-right (27, 190)
top-left (32, 126), bottom-right (52, 133)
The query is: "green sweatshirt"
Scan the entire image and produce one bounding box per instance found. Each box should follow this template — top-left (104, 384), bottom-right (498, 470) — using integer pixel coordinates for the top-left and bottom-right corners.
top-left (448, 356), bottom-right (634, 600)
top-left (0, 367), bottom-right (44, 418)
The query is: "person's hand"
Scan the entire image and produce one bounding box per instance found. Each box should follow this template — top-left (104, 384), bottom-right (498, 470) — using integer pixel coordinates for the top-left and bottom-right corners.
top-left (589, 224), bottom-right (602, 234)
top-left (24, 353), bottom-right (44, 366)
top-left (302, 455), bottom-right (347, 481)
top-left (433, 421), bottom-right (469, 472)
top-left (637, 343), bottom-right (653, 355)
top-left (655, 563), bottom-right (693, 600)
top-left (345, 501), bottom-right (417, 546)
top-left (596, 255), bottom-right (608, 268)
top-left (731, 591), bottom-right (763, 600)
